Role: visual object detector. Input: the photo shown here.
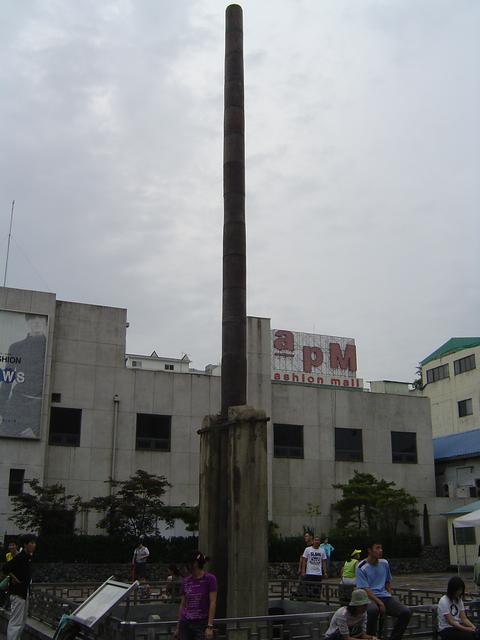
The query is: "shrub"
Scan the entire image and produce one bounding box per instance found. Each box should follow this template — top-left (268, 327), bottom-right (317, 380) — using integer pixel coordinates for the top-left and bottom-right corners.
top-left (33, 535), bottom-right (198, 564)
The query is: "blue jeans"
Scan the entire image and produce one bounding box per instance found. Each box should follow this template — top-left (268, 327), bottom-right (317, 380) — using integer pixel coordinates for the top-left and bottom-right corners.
top-left (179, 619), bottom-right (208, 640)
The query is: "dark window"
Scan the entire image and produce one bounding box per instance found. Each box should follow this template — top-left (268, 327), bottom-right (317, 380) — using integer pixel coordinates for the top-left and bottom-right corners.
top-left (335, 428), bottom-right (363, 461)
top-left (391, 431), bottom-right (417, 464)
top-left (454, 354), bottom-right (476, 376)
top-left (164, 364), bottom-right (174, 371)
top-left (8, 469), bottom-right (25, 496)
top-left (453, 526), bottom-right (476, 545)
top-left (49, 407), bottom-right (82, 446)
top-left (51, 393), bottom-right (61, 403)
top-left (136, 414), bottom-right (171, 451)
top-left (273, 423), bottom-right (304, 458)
top-left (426, 364), bottom-right (449, 384)
top-left (458, 399), bottom-right (473, 418)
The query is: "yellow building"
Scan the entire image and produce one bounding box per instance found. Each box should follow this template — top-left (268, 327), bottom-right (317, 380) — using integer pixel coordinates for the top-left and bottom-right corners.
top-left (421, 338), bottom-right (480, 437)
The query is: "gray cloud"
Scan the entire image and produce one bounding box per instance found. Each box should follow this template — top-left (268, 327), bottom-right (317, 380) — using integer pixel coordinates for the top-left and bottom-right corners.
top-left (1, 0), bottom-right (478, 382)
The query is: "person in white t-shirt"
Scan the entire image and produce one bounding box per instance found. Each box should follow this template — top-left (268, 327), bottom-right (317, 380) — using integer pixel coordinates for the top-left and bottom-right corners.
top-left (437, 576), bottom-right (479, 640)
top-left (300, 535), bottom-right (327, 599)
top-left (132, 536), bottom-right (150, 580)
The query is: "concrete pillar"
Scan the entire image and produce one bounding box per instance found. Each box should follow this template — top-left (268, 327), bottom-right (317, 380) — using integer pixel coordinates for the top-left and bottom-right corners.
top-left (199, 406), bottom-right (268, 618)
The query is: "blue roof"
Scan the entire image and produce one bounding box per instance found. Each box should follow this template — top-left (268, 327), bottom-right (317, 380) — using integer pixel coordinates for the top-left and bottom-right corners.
top-left (444, 500), bottom-right (480, 516)
top-left (433, 428), bottom-right (480, 461)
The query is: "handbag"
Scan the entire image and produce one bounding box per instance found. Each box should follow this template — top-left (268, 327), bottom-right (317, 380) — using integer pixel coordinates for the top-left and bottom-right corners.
top-left (0, 575), bottom-right (10, 591)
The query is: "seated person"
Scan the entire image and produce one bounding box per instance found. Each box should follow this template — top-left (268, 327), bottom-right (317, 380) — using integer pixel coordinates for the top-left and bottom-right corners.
top-left (355, 540), bottom-right (411, 640)
top-left (437, 576), bottom-right (479, 640)
top-left (325, 589), bottom-right (377, 640)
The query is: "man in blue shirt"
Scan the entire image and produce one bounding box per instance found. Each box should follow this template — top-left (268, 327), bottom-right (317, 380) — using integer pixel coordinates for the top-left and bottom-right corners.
top-left (355, 541), bottom-right (411, 640)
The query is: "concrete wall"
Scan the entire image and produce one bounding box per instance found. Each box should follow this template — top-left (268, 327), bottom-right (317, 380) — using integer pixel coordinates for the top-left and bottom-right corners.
top-left (271, 383), bottom-right (435, 535)
top-left (421, 496), bottom-right (472, 546)
top-left (46, 300), bottom-right (221, 525)
top-left (421, 345), bottom-right (480, 437)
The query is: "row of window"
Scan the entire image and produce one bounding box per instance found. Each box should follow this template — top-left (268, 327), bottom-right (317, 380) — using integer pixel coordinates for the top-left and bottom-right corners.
top-left (273, 424), bottom-right (418, 464)
top-left (426, 354), bottom-right (476, 384)
top-left (49, 408), bottom-right (171, 450)
top-left (48, 409), bottom-right (419, 465)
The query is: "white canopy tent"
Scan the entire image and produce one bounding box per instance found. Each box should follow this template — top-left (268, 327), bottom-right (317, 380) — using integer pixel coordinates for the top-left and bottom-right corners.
top-left (452, 508), bottom-right (480, 573)
top-left (452, 509), bottom-right (480, 528)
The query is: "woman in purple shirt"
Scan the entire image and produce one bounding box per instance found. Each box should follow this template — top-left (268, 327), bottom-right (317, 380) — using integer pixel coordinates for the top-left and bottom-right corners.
top-left (174, 552), bottom-right (217, 640)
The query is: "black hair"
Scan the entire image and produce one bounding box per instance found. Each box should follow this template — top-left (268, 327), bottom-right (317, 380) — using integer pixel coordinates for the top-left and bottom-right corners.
top-left (168, 564), bottom-right (181, 576)
top-left (446, 576), bottom-right (465, 602)
top-left (188, 552), bottom-right (209, 569)
top-left (346, 604), bottom-right (366, 615)
top-left (21, 533), bottom-right (37, 546)
top-left (366, 540), bottom-right (382, 552)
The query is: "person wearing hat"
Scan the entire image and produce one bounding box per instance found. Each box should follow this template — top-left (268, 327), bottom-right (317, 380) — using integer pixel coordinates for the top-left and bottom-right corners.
top-left (338, 549), bottom-right (362, 605)
top-left (342, 550), bottom-right (362, 585)
top-left (174, 552), bottom-right (217, 640)
top-left (325, 589), bottom-right (378, 640)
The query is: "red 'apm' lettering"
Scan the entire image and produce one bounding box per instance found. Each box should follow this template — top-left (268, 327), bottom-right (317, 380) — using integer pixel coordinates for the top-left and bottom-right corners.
top-left (303, 346), bottom-right (323, 373)
top-left (329, 343), bottom-right (357, 372)
top-left (273, 330), bottom-right (294, 352)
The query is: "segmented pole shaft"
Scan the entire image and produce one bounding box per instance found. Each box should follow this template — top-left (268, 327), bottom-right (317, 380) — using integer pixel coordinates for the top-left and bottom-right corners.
top-left (221, 4), bottom-right (246, 416)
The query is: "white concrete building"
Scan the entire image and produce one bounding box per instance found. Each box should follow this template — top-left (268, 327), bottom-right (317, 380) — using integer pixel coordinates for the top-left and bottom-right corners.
top-left (0, 287), bottom-right (444, 542)
top-left (433, 429), bottom-right (480, 499)
top-left (420, 338), bottom-right (480, 437)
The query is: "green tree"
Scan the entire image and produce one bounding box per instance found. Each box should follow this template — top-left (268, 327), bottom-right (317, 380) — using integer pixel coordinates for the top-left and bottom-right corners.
top-left (412, 365), bottom-right (424, 390)
top-left (168, 504), bottom-right (199, 534)
top-left (333, 471), bottom-right (418, 536)
top-left (87, 469), bottom-right (173, 538)
top-left (9, 479), bottom-right (81, 535)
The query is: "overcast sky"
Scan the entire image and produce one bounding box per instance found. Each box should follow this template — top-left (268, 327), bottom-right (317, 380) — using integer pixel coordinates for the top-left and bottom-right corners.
top-left (1, 0), bottom-right (479, 382)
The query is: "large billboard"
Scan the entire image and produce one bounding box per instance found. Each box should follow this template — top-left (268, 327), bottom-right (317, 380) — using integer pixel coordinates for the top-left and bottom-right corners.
top-left (272, 329), bottom-right (363, 388)
top-left (0, 310), bottom-right (48, 438)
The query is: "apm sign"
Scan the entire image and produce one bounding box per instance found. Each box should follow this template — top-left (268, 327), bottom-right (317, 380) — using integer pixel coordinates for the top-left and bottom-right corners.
top-left (271, 329), bottom-right (363, 388)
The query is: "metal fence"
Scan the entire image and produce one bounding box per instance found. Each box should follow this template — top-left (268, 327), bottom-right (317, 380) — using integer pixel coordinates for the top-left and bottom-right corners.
top-left (34, 581), bottom-right (182, 603)
top-left (22, 585), bottom-right (480, 640)
top-left (100, 604), bottom-right (480, 640)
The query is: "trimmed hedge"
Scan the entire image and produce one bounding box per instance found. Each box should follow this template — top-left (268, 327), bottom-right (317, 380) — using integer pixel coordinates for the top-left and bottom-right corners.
top-left (268, 532), bottom-right (421, 562)
top-left (31, 535), bottom-right (198, 564)
top-left (15, 532), bottom-right (421, 564)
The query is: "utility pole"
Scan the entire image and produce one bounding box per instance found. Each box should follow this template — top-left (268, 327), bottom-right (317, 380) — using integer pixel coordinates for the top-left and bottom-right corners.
top-left (3, 200), bottom-right (15, 287)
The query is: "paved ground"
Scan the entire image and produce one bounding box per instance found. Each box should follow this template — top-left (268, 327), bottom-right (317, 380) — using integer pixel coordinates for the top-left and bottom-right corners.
top-left (384, 571), bottom-right (478, 593)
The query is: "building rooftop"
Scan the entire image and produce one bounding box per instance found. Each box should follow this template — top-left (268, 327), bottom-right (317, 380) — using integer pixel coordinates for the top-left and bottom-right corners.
top-left (433, 428), bottom-right (480, 461)
top-left (421, 337), bottom-right (480, 366)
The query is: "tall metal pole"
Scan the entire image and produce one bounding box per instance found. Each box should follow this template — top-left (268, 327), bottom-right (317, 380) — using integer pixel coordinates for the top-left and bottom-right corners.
top-left (221, 4), bottom-right (246, 416)
top-left (3, 200), bottom-right (15, 287)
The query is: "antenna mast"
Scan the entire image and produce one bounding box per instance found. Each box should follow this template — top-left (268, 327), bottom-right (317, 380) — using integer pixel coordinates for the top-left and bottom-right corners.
top-left (3, 200), bottom-right (15, 287)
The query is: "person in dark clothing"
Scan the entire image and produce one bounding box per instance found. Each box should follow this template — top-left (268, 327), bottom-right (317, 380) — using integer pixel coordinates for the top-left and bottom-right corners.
top-left (2, 533), bottom-right (36, 640)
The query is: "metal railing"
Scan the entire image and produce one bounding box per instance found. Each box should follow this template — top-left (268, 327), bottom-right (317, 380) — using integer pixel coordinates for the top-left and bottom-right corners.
top-left (269, 580), bottom-right (480, 607)
top-left (101, 604), bottom-right (480, 640)
top-left (23, 584), bottom-right (480, 640)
